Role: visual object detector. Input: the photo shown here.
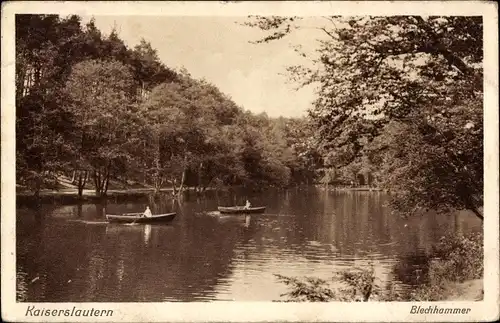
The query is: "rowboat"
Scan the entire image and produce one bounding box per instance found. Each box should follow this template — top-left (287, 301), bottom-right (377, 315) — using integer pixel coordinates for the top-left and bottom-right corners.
top-left (217, 206), bottom-right (266, 214)
top-left (106, 212), bottom-right (176, 224)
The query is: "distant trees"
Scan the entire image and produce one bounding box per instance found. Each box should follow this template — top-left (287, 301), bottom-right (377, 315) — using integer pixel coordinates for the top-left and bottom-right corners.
top-left (141, 75), bottom-right (321, 195)
top-left (246, 16), bottom-right (484, 220)
top-left (16, 14), bottom-right (318, 199)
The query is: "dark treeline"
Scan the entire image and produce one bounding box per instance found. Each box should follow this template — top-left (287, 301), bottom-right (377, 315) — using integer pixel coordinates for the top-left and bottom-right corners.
top-left (16, 14), bottom-right (322, 198)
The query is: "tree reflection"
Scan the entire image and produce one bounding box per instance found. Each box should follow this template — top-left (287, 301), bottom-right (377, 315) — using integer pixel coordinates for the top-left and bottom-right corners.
top-left (392, 253), bottom-right (432, 286)
top-left (95, 201), bottom-right (106, 218)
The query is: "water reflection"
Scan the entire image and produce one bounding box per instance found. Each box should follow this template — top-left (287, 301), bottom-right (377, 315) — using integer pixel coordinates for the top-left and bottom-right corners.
top-left (144, 224), bottom-right (152, 245)
top-left (16, 188), bottom-right (482, 302)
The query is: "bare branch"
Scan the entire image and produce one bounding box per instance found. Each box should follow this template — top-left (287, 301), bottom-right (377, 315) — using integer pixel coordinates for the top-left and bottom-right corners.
top-left (318, 27), bottom-right (339, 40)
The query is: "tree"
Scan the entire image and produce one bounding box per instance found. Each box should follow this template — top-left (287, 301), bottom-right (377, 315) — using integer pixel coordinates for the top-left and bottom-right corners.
top-left (233, 112), bottom-right (292, 188)
top-left (16, 14), bottom-right (85, 197)
top-left (63, 59), bottom-right (137, 196)
top-left (368, 98), bottom-right (483, 219)
top-left (278, 117), bottom-right (323, 185)
top-left (129, 39), bottom-right (178, 102)
top-left (142, 71), bottom-right (253, 195)
top-left (246, 16), bottom-right (484, 219)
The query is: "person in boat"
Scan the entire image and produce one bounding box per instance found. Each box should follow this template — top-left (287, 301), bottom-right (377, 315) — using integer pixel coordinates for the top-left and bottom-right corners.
top-left (244, 200), bottom-right (251, 209)
top-left (143, 206), bottom-right (152, 218)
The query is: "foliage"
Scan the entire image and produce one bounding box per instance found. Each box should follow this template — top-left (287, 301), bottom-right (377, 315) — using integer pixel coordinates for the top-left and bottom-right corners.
top-left (277, 117), bottom-right (323, 184)
top-left (16, 15), bottom-right (84, 195)
top-left (428, 232), bottom-right (483, 283)
top-left (338, 267), bottom-right (379, 301)
top-left (275, 266), bottom-right (380, 302)
top-left (63, 59), bottom-right (138, 195)
top-left (410, 232), bottom-right (483, 301)
top-left (15, 14), bottom-right (178, 196)
top-left (141, 77), bottom-right (319, 192)
top-left (275, 275), bottom-right (336, 302)
top-left (16, 14), bottom-right (321, 197)
top-left (140, 75), bottom-right (233, 192)
top-left (371, 99), bottom-right (483, 218)
top-left (246, 16), bottom-right (484, 219)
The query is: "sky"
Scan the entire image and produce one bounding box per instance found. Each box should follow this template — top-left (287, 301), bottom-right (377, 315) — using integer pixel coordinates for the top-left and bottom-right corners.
top-left (84, 16), bottom-right (322, 118)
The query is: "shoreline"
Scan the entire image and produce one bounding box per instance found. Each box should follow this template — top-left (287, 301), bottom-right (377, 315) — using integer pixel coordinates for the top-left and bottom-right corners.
top-left (16, 187), bottom-right (184, 206)
top-left (444, 279), bottom-right (484, 301)
top-left (319, 187), bottom-right (387, 192)
top-left (16, 185), bottom-right (387, 206)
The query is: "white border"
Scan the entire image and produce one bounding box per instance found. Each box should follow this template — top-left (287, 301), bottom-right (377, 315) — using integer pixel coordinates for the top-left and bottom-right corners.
top-left (1, 1), bottom-right (498, 322)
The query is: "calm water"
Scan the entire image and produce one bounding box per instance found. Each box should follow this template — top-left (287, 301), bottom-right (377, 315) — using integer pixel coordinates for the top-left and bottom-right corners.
top-left (16, 188), bottom-right (482, 302)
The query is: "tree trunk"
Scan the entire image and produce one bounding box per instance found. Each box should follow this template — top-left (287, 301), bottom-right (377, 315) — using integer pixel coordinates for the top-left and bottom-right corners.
top-left (71, 170), bottom-right (77, 184)
top-left (202, 177), bottom-right (213, 193)
top-left (34, 64), bottom-right (41, 88)
top-left (16, 66), bottom-right (26, 98)
top-left (154, 176), bottom-right (160, 195)
top-left (77, 171), bottom-right (87, 197)
top-left (153, 130), bottom-right (162, 194)
top-left (179, 157), bottom-right (188, 194)
top-left (83, 170), bottom-right (88, 189)
top-left (103, 170), bottom-right (110, 196)
top-left (171, 177), bottom-right (177, 196)
top-left (461, 188), bottom-right (484, 221)
top-left (33, 180), bottom-right (41, 200)
top-left (93, 169), bottom-right (104, 197)
top-left (143, 140), bottom-right (148, 185)
top-left (178, 168), bottom-right (186, 196)
top-left (198, 162), bottom-right (203, 191)
top-left (469, 206), bottom-right (484, 221)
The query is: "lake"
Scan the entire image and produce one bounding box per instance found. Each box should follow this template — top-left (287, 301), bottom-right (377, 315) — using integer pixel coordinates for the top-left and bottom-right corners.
top-left (16, 187), bottom-right (482, 302)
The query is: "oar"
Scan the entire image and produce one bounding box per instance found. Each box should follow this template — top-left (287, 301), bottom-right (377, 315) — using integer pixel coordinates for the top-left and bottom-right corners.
top-left (129, 213), bottom-right (144, 225)
top-left (120, 212), bottom-right (144, 225)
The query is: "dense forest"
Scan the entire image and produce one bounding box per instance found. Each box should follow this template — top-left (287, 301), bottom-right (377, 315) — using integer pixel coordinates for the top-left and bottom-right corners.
top-left (15, 14), bottom-right (323, 198)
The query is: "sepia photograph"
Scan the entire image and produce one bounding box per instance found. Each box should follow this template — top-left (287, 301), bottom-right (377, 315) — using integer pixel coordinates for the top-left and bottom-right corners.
top-left (1, 1), bottom-right (498, 322)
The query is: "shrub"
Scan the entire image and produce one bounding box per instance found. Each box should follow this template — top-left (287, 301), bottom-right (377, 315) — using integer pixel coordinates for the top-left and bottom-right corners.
top-left (274, 275), bottom-right (336, 302)
top-left (429, 232), bottom-right (483, 282)
top-left (275, 266), bottom-right (381, 302)
top-left (410, 232), bottom-right (483, 301)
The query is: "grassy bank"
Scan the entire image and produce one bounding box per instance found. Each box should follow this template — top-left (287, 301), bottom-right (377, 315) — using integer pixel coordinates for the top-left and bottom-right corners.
top-left (16, 174), bottom-right (214, 205)
top-left (16, 187), bottom-right (177, 205)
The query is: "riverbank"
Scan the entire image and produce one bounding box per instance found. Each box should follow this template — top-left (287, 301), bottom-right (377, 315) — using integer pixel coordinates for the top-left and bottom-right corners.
top-left (445, 279), bottom-right (483, 301)
top-left (17, 182), bottom-right (388, 205)
top-left (410, 278), bottom-right (484, 301)
top-left (325, 187), bottom-right (386, 192)
top-left (16, 187), bottom-right (194, 205)
top-left (314, 184), bottom-right (387, 192)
